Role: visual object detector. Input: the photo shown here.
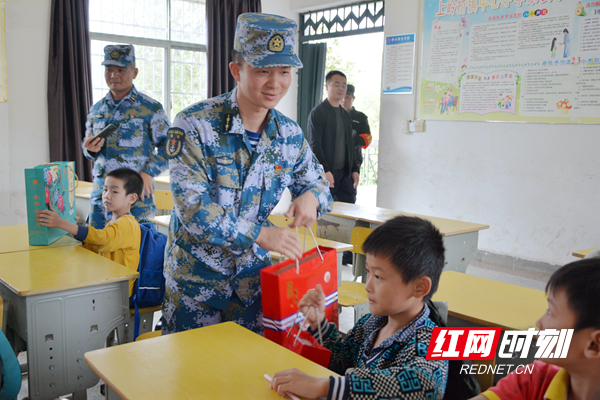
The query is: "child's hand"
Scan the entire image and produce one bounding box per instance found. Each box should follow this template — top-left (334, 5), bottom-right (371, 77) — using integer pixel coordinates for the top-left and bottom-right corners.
top-left (271, 368), bottom-right (329, 399)
top-left (298, 284), bottom-right (326, 330)
top-left (36, 203), bottom-right (63, 228)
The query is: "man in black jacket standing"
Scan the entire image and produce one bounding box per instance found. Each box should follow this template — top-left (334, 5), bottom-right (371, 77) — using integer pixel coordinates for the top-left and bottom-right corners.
top-left (307, 70), bottom-right (367, 204)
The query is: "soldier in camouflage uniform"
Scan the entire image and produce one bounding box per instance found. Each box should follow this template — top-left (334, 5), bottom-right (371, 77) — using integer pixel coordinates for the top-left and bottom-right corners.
top-left (82, 44), bottom-right (170, 228)
top-left (163, 13), bottom-right (333, 334)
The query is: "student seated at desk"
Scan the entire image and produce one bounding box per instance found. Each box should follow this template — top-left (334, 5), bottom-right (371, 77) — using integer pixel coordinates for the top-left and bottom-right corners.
top-left (271, 216), bottom-right (448, 400)
top-left (37, 168), bottom-right (142, 296)
top-left (470, 257), bottom-right (600, 400)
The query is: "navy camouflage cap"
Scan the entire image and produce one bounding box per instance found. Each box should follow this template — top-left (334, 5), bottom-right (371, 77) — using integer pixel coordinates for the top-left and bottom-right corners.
top-left (102, 45), bottom-right (135, 67)
top-left (234, 13), bottom-right (303, 69)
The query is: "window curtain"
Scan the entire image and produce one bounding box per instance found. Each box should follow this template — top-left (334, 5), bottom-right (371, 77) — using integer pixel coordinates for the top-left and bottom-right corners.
top-left (206, 0), bottom-right (262, 98)
top-left (297, 42), bottom-right (326, 139)
top-left (48, 0), bottom-right (93, 182)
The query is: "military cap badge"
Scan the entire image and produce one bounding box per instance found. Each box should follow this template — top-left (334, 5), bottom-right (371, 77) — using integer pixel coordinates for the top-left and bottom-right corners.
top-left (268, 34), bottom-right (285, 53)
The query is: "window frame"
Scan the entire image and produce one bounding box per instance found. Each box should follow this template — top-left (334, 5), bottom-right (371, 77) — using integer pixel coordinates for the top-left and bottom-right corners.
top-left (89, 0), bottom-right (207, 117)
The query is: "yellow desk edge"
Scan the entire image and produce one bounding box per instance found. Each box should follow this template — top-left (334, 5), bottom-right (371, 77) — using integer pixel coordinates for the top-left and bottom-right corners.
top-left (572, 247), bottom-right (598, 258)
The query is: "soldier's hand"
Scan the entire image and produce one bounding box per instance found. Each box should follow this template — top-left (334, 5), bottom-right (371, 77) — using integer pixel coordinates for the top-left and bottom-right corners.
top-left (83, 135), bottom-right (104, 153)
top-left (140, 172), bottom-right (154, 201)
top-left (255, 227), bottom-right (302, 260)
top-left (285, 191), bottom-right (319, 229)
top-left (325, 171), bottom-right (334, 188)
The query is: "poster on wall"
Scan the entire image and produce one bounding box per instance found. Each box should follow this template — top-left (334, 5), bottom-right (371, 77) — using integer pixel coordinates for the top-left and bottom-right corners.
top-left (383, 34), bottom-right (416, 94)
top-left (419, 0), bottom-right (600, 123)
top-left (0, 0), bottom-right (6, 102)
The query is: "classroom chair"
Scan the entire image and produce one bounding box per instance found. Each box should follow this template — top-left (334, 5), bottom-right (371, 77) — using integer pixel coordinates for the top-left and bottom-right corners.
top-left (349, 226), bottom-right (372, 281)
top-left (154, 190), bottom-right (174, 216)
top-left (337, 227), bottom-right (373, 322)
top-left (136, 330), bottom-right (162, 341)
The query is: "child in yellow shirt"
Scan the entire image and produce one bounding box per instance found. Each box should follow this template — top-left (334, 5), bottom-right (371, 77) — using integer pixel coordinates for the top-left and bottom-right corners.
top-left (37, 167), bottom-right (142, 296)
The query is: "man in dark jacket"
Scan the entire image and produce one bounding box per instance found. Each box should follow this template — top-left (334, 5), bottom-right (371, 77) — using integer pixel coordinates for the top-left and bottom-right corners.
top-left (307, 71), bottom-right (367, 204)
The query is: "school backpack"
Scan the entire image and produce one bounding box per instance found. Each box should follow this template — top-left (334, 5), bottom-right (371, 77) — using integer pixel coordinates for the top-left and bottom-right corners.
top-left (130, 222), bottom-right (167, 339)
top-left (427, 300), bottom-right (482, 399)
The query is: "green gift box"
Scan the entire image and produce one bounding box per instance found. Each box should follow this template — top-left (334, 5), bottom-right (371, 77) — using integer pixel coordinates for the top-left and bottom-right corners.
top-left (25, 162), bottom-right (77, 245)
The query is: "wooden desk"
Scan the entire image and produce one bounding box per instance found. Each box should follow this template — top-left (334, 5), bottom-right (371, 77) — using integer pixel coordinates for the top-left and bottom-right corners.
top-left (0, 224), bottom-right (79, 254)
top-left (85, 321), bottom-right (337, 400)
top-left (431, 271), bottom-right (547, 331)
top-left (0, 246), bottom-right (138, 400)
top-left (321, 202), bottom-right (489, 274)
top-left (149, 215), bottom-right (353, 286)
top-left (572, 247), bottom-right (598, 258)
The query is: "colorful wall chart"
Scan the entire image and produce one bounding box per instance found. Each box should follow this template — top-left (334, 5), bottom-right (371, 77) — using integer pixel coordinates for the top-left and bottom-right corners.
top-left (419, 0), bottom-right (600, 123)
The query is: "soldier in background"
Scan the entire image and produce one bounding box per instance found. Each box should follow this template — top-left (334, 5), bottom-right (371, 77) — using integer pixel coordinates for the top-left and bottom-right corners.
top-left (162, 13), bottom-right (332, 334)
top-left (82, 44), bottom-right (170, 228)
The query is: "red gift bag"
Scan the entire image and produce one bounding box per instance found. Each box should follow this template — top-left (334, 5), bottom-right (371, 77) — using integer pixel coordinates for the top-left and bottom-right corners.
top-left (282, 323), bottom-right (332, 368)
top-left (261, 246), bottom-right (338, 345)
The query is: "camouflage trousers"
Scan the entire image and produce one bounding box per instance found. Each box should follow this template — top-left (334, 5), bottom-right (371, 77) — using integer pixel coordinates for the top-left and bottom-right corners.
top-left (87, 176), bottom-right (157, 228)
top-left (161, 278), bottom-right (263, 335)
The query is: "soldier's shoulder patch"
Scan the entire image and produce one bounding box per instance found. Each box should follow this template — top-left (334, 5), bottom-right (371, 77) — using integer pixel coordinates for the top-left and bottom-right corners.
top-left (166, 128), bottom-right (185, 158)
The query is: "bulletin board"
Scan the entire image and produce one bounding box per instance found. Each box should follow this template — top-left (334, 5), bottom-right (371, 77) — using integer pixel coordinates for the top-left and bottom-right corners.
top-left (0, 0), bottom-right (6, 102)
top-left (419, 0), bottom-right (600, 123)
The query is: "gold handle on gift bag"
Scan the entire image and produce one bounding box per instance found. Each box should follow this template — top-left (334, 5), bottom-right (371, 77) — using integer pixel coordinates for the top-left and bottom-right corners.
top-left (57, 165), bottom-right (79, 192)
top-left (278, 226), bottom-right (324, 275)
top-left (40, 162), bottom-right (79, 192)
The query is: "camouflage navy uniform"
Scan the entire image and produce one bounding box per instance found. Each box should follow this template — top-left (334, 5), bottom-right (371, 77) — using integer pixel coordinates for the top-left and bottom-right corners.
top-left (162, 13), bottom-right (332, 334)
top-left (82, 45), bottom-right (170, 228)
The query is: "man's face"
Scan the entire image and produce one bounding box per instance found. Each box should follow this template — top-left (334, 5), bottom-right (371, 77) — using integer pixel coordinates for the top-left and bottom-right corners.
top-left (104, 65), bottom-right (138, 96)
top-left (326, 74), bottom-right (347, 103)
top-left (230, 60), bottom-right (292, 112)
top-left (343, 93), bottom-right (354, 112)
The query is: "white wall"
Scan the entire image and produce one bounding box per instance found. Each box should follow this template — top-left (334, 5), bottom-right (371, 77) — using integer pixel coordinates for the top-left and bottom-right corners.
top-left (379, 0), bottom-right (600, 265)
top-left (0, 0), bottom-right (51, 226)
top-left (3, 0), bottom-right (597, 267)
top-left (262, 0), bottom-right (300, 121)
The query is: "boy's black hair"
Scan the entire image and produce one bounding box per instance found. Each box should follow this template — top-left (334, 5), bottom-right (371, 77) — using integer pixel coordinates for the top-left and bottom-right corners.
top-left (231, 50), bottom-right (245, 67)
top-left (545, 258), bottom-right (600, 330)
top-left (362, 216), bottom-right (445, 301)
top-left (326, 70), bottom-right (346, 83)
top-left (106, 168), bottom-right (143, 202)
